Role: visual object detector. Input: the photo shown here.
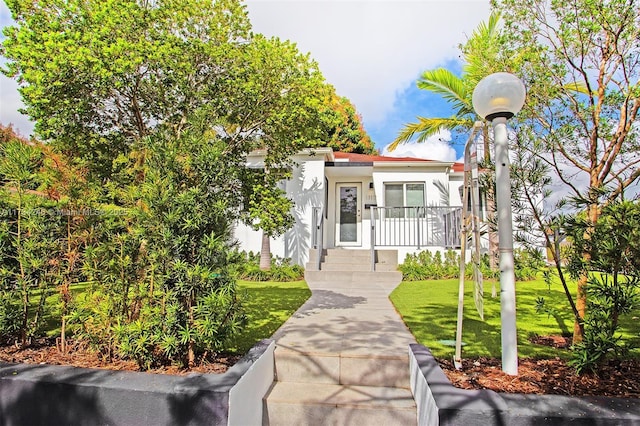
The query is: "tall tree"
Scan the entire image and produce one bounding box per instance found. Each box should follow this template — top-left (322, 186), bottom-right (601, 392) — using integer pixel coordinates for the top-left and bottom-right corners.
top-left (2, 0), bottom-right (252, 179)
top-left (225, 35), bottom-right (330, 269)
top-left (3, 0), bottom-right (333, 272)
top-left (493, 0), bottom-right (640, 341)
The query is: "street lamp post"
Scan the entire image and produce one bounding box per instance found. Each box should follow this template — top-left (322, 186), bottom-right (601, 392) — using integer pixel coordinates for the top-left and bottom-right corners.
top-left (472, 72), bottom-right (526, 376)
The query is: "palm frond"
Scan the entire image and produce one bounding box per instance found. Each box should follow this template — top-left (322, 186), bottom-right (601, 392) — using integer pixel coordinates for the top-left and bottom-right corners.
top-left (473, 11), bottom-right (501, 40)
top-left (417, 69), bottom-right (472, 115)
top-left (463, 11), bottom-right (504, 83)
top-left (387, 117), bottom-right (473, 151)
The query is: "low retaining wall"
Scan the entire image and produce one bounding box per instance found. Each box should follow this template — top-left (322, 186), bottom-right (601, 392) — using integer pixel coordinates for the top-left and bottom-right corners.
top-left (0, 339), bottom-right (275, 426)
top-left (409, 343), bottom-right (640, 426)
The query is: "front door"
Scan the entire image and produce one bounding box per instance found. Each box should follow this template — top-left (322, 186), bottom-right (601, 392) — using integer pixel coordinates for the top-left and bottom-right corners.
top-left (336, 183), bottom-right (361, 246)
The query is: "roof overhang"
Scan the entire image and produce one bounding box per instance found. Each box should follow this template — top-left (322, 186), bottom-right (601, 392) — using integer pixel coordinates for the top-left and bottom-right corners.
top-left (246, 147), bottom-right (334, 167)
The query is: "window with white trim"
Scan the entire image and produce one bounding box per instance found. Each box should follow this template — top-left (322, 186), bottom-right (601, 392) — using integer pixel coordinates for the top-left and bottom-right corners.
top-left (384, 183), bottom-right (425, 218)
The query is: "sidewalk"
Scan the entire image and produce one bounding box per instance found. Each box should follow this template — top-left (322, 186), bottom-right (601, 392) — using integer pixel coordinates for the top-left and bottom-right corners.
top-left (264, 274), bottom-right (418, 425)
top-left (273, 276), bottom-right (417, 360)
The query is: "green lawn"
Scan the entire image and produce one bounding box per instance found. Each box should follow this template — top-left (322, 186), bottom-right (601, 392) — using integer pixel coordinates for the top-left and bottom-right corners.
top-left (225, 279), bottom-right (311, 354)
top-left (390, 277), bottom-right (640, 359)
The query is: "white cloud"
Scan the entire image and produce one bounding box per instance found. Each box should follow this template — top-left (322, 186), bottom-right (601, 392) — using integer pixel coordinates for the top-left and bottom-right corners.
top-left (0, 73), bottom-right (33, 136)
top-left (381, 129), bottom-right (457, 161)
top-left (245, 0), bottom-right (491, 125)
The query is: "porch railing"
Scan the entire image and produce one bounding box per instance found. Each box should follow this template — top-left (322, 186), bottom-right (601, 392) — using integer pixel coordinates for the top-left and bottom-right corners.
top-left (311, 206), bottom-right (324, 270)
top-left (370, 206), bottom-right (462, 270)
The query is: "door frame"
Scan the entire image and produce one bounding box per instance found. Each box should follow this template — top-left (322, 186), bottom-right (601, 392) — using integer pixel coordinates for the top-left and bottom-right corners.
top-left (335, 182), bottom-right (362, 247)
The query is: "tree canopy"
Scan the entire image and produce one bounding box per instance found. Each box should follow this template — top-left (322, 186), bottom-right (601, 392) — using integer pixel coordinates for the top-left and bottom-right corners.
top-left (489, 0), bottom-right (640, 343)
top-left (319, 91), bottom-right (376, 154)
top-left (494, 0), bottom-right (640, 203)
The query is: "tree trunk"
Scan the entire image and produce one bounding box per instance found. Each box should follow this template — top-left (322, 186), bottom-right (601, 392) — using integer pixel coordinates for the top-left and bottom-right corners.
top-left (60, 314), bottom-right (67, 353)
top-left (188, 297), bottom-right (195, 367)
top-left (573, 202), bottom-right (599, 343)
top-left (260, 232), bottom-right (271, 271)
top-left (573, 274), bottom-right (587, 343)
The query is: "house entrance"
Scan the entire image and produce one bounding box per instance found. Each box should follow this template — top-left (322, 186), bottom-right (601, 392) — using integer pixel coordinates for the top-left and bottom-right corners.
top-left (335, 183), bottom-right (361, 246)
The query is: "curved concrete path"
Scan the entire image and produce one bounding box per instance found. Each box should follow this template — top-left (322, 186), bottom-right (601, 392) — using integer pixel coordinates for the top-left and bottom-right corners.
top-left (264, 272), bottom-right (418, 425)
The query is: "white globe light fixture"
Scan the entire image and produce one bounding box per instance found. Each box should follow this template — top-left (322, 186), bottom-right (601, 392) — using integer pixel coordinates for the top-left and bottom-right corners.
top-left (472, 72), bottom-right (526, 121)
top-left (472, 72), bottom-right (526, 376)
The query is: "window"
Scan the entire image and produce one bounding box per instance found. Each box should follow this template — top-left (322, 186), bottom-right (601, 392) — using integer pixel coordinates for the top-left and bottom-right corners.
top-left (384, 183), bottom-right (425, 218)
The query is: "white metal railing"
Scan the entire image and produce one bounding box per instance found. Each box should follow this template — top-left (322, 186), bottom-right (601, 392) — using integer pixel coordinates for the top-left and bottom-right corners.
top-left (311, 206), bottom-right (324, 270)
top-left (370, 206), bottom-right (462, 271)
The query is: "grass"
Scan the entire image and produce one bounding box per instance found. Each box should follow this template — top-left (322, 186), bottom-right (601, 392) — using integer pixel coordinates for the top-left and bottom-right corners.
top-left (225, 279), bottom-right (311, 354)
top-left (390, 277), bottom-right (640, 360)
top-left (14, 279), bottom-right (310, 356)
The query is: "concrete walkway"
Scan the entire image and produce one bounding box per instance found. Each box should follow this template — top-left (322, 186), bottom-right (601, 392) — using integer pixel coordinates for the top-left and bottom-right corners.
top-left (263, 271), bottom-right (418, 425)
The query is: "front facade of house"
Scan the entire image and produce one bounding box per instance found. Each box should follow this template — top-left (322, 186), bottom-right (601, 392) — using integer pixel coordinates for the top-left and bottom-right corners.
top-left (234, 148), bottom-right (487, 267)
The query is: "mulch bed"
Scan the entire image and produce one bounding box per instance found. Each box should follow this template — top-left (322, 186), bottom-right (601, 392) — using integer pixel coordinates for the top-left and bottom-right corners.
top-left (438, 335), bottom-right (640, 398)
top-left (0, 338), bottom-right (241, 376)
top-left (3, 336), bottom-right (639, 398)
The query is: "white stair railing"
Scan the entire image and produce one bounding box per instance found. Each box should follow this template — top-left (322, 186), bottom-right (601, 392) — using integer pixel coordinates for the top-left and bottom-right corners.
top-left (311, 206), bottom-right (324, 271)
top-left (370, 206), bottom-right (463, 271)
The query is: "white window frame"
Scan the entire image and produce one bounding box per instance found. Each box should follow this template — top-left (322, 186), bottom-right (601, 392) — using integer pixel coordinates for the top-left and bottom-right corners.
top-left (384, 182), bottom-right (426, 218)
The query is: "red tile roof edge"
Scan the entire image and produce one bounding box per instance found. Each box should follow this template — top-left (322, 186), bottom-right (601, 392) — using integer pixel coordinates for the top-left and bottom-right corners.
top-left (333, 152), bottom-right (464, 172)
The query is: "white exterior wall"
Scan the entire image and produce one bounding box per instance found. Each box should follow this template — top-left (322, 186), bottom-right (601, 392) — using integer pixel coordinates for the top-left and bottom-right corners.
top-left (369, 168), bottom-right (463, 262)
top-left (235, 151), bottom-right (485, 266)
top-left (448, 175), bottom-right (464, 207)
top-left (234, 153), bottom-right (326, 266)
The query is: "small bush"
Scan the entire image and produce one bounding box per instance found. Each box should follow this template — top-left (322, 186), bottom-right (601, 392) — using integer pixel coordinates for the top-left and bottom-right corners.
top-left (234, 251), bottom-right (304, 282)
top-left (399, 250), bottom-right (463, 281)
top-left (400, 248), bottom-right (544, 282)
top-left (479, 254), bottom-right (500, 280)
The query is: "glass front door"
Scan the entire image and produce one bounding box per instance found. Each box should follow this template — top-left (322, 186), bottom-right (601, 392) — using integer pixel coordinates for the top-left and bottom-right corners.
top-left (336, 183), bottom-right (361, 246)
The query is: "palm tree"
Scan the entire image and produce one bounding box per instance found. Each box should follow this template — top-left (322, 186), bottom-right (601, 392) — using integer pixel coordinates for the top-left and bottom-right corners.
top-left (386, 67), bottom-right (475, 151)
top-left (389, 12), bottom-right (503, 289)
top-left (389, 11), bottom-right (502, 153)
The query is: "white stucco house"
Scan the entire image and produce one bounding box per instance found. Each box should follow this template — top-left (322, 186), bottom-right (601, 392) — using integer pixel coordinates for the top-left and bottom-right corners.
top-left (234, 147), bottom-right (489, 270)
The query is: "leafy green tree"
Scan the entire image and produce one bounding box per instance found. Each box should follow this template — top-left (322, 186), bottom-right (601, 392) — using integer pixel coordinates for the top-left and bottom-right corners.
top-left (241, 169), bottom-right (294, 270)
top-left (493, 0), bottom-right (640, 341)
top-left (0, 124), bottom-right (90, 350)
top-left (2, 0), bottom-right (252, 179)
top-left (0, 134), bottom-right (68, 346)
top-left (2, 0), bottom-right (334, 366)
top-left (75, 128), bottom-right (246, 368)
top-left (318, 90), bottom-right (376, 154)
top-left (224, 35), bottom-right (331, 268)
top-left (3, 0), bottom-right (332, 295)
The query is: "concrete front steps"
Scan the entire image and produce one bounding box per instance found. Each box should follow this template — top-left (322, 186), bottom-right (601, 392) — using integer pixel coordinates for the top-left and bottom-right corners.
top-left (264, 338), bottom-right (416, 425)
top-left (263, 252), bottom-right (417, 425)
top-left (265, 381), bottom-right (416, 425)
top-left (306, 248), bottom-right (401, 273)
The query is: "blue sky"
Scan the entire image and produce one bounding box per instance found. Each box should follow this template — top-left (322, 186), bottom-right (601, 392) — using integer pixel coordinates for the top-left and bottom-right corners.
top-left (0, 1), bottom-right (492, 162)
top-left (372, 59), bottom-right (466, 157)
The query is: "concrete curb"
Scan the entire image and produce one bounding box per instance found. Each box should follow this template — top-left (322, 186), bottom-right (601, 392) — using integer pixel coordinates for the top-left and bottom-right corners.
top-left (0, 339), bottom-right (275, 426)
top-left (409, 343), bottom-right (640, 426)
